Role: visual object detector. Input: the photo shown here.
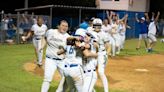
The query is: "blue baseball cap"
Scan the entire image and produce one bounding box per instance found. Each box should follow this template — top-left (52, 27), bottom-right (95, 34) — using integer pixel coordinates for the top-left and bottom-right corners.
top-left (79, 22), bottom-right (88, 29)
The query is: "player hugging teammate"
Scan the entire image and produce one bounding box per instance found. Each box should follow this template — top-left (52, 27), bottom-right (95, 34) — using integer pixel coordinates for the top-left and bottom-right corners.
top-left (61, 18), bottom-right (110, 92)
top-left (56, 34), bottom-right (98, 92)
top-left (40, 19), bottom-right (110, 92)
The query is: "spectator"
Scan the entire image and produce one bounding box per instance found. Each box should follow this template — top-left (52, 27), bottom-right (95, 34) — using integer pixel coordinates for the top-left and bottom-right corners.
top-left (135, 13), bottom-right (150, 50)
top-left (1, 15), bottom-right (9, 42)
top-left (147, 12), bottom-right (160, 52)
top-left (6, 14), bottom-right (16, 44)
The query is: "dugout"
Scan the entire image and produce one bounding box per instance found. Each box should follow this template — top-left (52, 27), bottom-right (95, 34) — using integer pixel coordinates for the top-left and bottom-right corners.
top-left (15, 5), bottom-right (107, 44)
top-left (15, 5), bottom-right (106, 28)
top-left (15, 4), bottom-right (146, 44)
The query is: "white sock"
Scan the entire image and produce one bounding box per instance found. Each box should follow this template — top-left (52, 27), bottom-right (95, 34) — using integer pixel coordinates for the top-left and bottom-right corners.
top-left (99, 73), bottom-right (108, 92)
top-left (41, 81), bottom-right (50, 92)
top-left (38, 49), bottom-right (43, 65)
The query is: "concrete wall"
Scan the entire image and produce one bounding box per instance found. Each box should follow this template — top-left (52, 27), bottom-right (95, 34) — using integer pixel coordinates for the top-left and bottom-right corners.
top-left (128, 0), bottom-right (150, 12)
top-left (99, 0), bottom-right (129, 10)
top-left (99, 0), bottom-right (150, 12)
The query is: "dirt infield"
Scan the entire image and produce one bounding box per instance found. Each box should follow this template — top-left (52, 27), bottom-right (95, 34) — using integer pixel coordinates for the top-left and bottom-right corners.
top-left (24, 54), bottom-right (164, 92)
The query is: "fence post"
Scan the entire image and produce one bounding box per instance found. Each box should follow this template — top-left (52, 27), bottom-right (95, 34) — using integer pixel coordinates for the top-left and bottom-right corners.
top-left (16, 12), bottom-right (20, 44)
top-left (79, 9), bottom-right (82, 25)
top-left (49, 7), bottom-right (53, 28)
top-left (0, 10), bottom-right (4, 44)
top-left (102, 10), bottom-right (105, 20)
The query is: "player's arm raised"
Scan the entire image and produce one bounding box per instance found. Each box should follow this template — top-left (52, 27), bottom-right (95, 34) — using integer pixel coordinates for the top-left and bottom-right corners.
top-left (154, 11), bottom-right (160, 24)
top-left (120, 13), bottom-right (128, 22)
top-left (123, 14), bottom-right (131, 29)
top-left (135, 13), bottom-right (140, 23)
top-left (106, 11), bottom-right (113, 24)
top-left (144, 12), bottom-right (150, 23)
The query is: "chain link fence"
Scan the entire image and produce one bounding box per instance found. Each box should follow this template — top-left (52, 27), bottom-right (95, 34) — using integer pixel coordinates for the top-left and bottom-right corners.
top-left (0, 13), bottom-right (50, 44)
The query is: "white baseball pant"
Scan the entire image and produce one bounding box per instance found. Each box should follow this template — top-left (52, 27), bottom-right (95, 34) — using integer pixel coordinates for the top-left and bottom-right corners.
top-left (113, 34), bottom-right (121, 54)
top-left (63, 58), bottom-right (84, 92)
top-left (83, 69), bottom-right (97, 92)
top-left (83, 58), bottom-right (97, 92)
top-left (148, 33), bottom-right (157, 43)
top-left (108, 35), bottom-right (116, 57)
top-left (33, 37), bottom-right (43, 65)
top-left (98, 51), bottom-right (108, 92)
top-left (41, 57), bottom-right (66, 92)
top-left (119, 34), bottom-right (126, 49)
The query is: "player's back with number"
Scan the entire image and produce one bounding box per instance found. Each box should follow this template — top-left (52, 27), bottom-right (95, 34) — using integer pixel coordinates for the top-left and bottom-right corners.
top-left (65, 45), bottom-right (76, 59)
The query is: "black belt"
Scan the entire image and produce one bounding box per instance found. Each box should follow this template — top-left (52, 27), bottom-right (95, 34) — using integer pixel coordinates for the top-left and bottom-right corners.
top-left (99, 50), bottom-right (105, 52)
top-left (46, 56), bottom-right (62, 60)
top-left (84, 69), bottom-right (96, 73)
top-left (35, 38), bottom-right (41, 40)
top-left (65, 64), bottom-right (78, 68)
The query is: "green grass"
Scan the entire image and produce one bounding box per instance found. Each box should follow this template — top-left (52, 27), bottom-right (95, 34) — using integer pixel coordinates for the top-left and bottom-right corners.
top-left (0, 38), bottom-right (163, 92)
top-left (119, 38), bottom-right (164, 56)
top-left (0, 44), bottom-right (42, 92)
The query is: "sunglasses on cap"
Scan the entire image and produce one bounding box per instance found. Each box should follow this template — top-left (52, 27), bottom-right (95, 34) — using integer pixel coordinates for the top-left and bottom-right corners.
top-left (93, 25), bottom-right (101, 29)
top-left (86, 32), bottom-right (95, 38)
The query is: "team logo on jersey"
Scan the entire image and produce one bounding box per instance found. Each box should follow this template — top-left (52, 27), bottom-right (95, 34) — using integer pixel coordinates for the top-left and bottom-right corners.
top-left (49, 36), bottom-right (63, 42)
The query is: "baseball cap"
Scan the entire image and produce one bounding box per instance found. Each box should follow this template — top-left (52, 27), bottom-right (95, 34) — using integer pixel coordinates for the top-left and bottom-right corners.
top-left (141, 17), bottom-right (145, 21)
top-left (79, 22), bottom-right (88, 29)
top-left (90, 17), bottom-right (95, 21)
top-left (75, 28), bottom-right (87, 37)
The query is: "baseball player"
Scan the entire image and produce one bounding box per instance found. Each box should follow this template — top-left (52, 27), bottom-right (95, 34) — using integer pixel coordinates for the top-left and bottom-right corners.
top-left (106, 11), bottom-right (121, 55)
top-left (82, 32), bottom-right (98, 92)
top-left (58, 36), bottom-right (85, 92)
top-left (22, 16), bottom-right (48, 66)
top-left (87, 17), bottom-right (95, 33)
top-left (147, 11), bottom-right (160, 52)
top-left (89, 18), bottom-right (110, 92)
top-left (111, 21), bottom-right (121, 55)
top-left (102, 19), bottom-right (115, 57)
top-left (118, 14), bottom-right (128, 50)
top-left (107, 11), bottom-right (130, 55)
top-left (75, 22), bottom-right (88, 37)
top-left (41, 20), bottom-right (70, 92)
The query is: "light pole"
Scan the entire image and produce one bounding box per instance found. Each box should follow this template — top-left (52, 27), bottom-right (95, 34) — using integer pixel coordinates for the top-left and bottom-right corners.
top-left (25, 0), bottom-right (28, 14)
top-left (25, 0), bottom-right (28, 8)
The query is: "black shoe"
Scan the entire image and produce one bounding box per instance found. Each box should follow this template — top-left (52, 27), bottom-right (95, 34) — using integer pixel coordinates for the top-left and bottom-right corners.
top-left (147, 48), bottom-right (153, 53)
top-left (136, 48), bottom-right (140, 50)
top-left (37, 64), bottom-right (42, 67)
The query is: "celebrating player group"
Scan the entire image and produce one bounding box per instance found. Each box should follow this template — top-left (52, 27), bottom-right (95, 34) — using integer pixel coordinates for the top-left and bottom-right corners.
top-left (40, 18), bottom-right (110, 92)
top-left (22, 13), bottom-right (124, 92)
top-left (22, 10), bottom-right (160, 92)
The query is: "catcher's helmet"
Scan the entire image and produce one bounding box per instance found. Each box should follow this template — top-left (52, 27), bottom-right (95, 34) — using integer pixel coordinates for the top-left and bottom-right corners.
top-left (92, 18), bottom-right (102, 26)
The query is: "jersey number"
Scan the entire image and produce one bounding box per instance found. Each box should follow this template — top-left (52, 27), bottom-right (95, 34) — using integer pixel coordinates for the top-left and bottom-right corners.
top-left (69, 47), bottom-right (74, 54)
